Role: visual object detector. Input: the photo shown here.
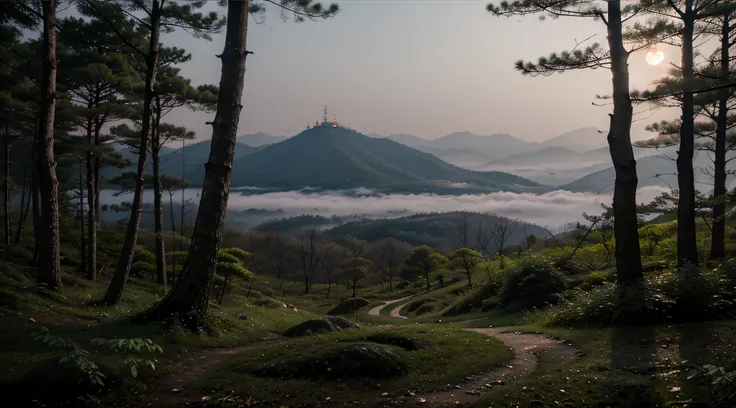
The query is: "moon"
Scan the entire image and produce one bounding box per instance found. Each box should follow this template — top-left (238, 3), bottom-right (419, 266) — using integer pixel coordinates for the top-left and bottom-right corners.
top-left (646, 49), bottom-right (665, 65)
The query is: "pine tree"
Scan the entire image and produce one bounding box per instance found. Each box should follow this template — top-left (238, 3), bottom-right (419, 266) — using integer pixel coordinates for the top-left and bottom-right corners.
top-left (141, 0), bottom-right (339, 329)
top-left (487, 0), bottom-right (656, 283)
top-left (80, 0), bottom-right (226, 305)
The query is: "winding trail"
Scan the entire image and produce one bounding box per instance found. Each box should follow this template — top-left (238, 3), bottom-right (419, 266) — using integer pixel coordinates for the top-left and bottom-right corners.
top-left (368, 293), bottom-right (424, 318)
top-left (151, 296), bottom-right (578, 407)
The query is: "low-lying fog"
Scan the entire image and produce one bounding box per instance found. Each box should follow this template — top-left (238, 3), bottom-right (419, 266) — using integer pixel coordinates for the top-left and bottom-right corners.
top-left (99, 186), bottom-right (669, 230)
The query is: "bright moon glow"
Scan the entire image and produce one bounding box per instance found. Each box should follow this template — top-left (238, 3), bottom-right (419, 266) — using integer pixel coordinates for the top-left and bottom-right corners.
top-left (646, 49), bottom-right (665, 65)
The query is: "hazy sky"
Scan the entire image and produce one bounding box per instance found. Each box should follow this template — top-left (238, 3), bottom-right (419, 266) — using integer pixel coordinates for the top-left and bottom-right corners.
top-left (161, 1), bottom-right (680, 142)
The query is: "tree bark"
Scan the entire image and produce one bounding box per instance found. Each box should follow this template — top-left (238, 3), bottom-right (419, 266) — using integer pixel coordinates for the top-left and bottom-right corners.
top-left (170, 191), bottom-right (177, 283)
top-left (36, 0), bottom-right (62, 291)
top-left (78, 161), bottom-right (86, 276)
top-left (677, 0), bottom-right (699, 267)
top-left (466, 268), bottom-right (473, 290)
top-left (101, 1), bottom-right (161, 305)
top-left (606, 0), bottom-right (643, 283)
top-left (86, 123), bottom-right (97, 281)
top-left (15, 151), bottom-right (30, 245)
top-left (3, 124), bottom-right (10, 251)
top-left (140, 0), bottom-right (250, 326)
top-left (152, 114), bottom-right (167, 285)
top-left (710, 12), bottom-right (730, 260)
top-left (31, 144), bottom-right (40, 262)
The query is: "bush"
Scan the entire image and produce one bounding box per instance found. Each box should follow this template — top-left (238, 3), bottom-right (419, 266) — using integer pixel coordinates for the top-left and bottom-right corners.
top-left (539, 267), bottom-right (734, 327)
top-left (498, 255), bottom-right (566, 311)
top-left (442, 280), bottom-right (500, 316)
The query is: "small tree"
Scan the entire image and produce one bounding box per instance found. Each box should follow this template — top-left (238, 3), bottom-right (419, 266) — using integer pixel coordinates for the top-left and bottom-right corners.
top-left (214, 247), bottom-right (252, 304)
top-left (293, 228), bottom-right (322, 294)
top-left (401, 245), bottom-right (448, 291)
top-left (449, 248), bottom-right (484, 290)
top-left (339, 256), bottom-right (372, 298)
top-left (319, 242), bottom-right (346, 298)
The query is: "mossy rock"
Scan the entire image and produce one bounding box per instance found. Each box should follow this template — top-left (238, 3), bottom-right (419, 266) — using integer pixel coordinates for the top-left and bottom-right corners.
top-left (326, 297), bottom-right (370, 316)
top-left (249, 342), bottom-right (407, 380)
top-left (283, 316), bottom-right (359, 338)
top-left (0, 357), bottom-right (118, 406)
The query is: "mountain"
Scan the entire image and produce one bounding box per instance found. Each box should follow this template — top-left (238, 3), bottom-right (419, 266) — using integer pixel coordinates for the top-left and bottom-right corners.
top-left (486, 146), bottom-right (584, 167)
top-left (320, 211), bottom-right (548, 253)
top-left (426, 131), bottom-right (533, 160)
top-left (237, 132), bottom-right (288, 146)
top-left (227, 125), bottom-right (547, 194)
top-left (560, 150), bottom-right (736, 194)
top-left (417, 146), bottom-right (492, 168)
top-left (103, 141), bottom-right (264, 183)
top-left (539, 127), bottom-right (607, 153)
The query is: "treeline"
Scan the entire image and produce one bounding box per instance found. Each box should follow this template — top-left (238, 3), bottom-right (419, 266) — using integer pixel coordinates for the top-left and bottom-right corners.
top-left (489, 0), bottom-right (736, 281)
top-left (0, 0), bottom-right (339, 329)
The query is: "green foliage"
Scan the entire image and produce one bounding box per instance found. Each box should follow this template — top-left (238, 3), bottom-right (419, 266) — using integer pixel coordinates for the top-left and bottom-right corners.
top-left (400, 245), bottom-right (448, 289)
top-left (442, 280), bottom-right (500, 316)
top-left (539, 266), bottom-right (736, 326)
top-left (499, 255), bottom-right (566, 311)
top-left (31, 326), bottom-right (162, 389)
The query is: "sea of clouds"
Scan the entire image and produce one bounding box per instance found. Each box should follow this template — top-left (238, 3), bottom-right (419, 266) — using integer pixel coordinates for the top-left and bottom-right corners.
top-left (101, 186), bottom-right (670, 230)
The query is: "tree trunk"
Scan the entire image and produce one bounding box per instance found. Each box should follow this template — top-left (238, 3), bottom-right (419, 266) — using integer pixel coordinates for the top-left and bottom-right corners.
top-left (152, 122), bottom-right (167, 285)
top-left (352, 274), bottom-right (356, 298)
top-left (466, 268), bottom-right (473, 290)
top-left (606, 0), bottom-right (643, 283)
top-left (711, 13), bottom-right (730, 260)
top-left (326, 276), bottom-right (331, 299)
top-left (218, 274), bottom-right (229, 304)
top-left (140, 0), bottom-right (250, 326)
top-left (15, 151), bottom-right (30, 245)
top-left (36, 0), bottom-right (62, 291)
top-left (31, 146), bottom-right (40, 262)
top-left (101, 1), bottom-right (161, 305)
top-left (3, 124), bottom-right (10, 251)
top-left (425, 269), bottom-right (430, 291)
top-left (86, 125), bottom-right (97, 281)
top-left (388, 266), bottom-right (393, 291)
top-left (170, 192), bottom-right (177, 284)
top-left (78, 160), bottom-right (86, 275)
top-left (677, 1), bottom-right (699, 267)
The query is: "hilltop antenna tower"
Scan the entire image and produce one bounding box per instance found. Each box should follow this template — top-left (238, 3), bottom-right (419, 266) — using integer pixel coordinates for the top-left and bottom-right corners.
top-left (323, 105), bottom-right (328, 124)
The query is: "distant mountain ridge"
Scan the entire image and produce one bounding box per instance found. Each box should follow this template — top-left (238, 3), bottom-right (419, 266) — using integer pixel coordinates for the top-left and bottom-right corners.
top-left (226, 125), bottom-right (546, 194)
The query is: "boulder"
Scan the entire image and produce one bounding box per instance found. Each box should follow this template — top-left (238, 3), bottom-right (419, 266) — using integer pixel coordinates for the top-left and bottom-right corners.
top-left (326, 297), bottom-right (370, 316)
top-left (250, 342), bottom-right (407, 380)
top-left (283, 316), bottom-right (359, 338)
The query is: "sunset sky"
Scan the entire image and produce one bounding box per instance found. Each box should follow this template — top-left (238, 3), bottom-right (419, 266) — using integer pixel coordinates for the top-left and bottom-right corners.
top-left (161, 1), bottom-right (680, 142)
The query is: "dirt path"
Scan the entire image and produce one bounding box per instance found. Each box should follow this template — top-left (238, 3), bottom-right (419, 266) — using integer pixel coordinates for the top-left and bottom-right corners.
top-left (368, 293), bottom-right (423, 316)
top-left (420, 328), bottom-right (578, 407)
top-left (149, 332), bottom-right (283, 406)
top-left (148, 300), bottom-right (578, 408)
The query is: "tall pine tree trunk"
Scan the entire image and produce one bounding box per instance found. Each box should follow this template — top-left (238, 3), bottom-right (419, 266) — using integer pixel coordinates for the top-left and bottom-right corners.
top-left (3, 124), bottom-right (10, 251)
top-left (677, 0), bottom-right (699, 267)
top-left (141, 0), bottom-right (250, 325)
top-left (101, 1), bottom-right (161, 305)
top-left (710, 12), bottom-right (730, 260)
top-left (78, 160), bottom-right (86, 275)
top-left (607, 0), bottom-right (643, 283)
top-left (152, 120), bottom-right (167, 285)
top-left (31, 143), bottom-right (40, 262)
top-left (170, 191), bottom-right (176, 283)
top-left (87, 125), bottom-right (97, 280)
top-left (15, 151), bottom-right (30, 245)
top-left (36, 0), bottom-right (62, 291)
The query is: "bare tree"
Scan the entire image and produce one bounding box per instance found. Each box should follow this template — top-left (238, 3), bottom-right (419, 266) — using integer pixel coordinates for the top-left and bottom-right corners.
top-left (319, 242), bottom-right (346, 298)
top-left (294, 228), bottom-right (323, 294)
top-left (473, 218), bottom-right (493, 260)
top-left (492, 224), bottom-right (515, 269)
top-left (456, 214), bottom-right (472, 250)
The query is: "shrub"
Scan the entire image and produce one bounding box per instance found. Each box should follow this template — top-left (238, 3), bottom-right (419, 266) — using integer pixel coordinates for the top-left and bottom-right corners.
top-left (442, 280), bottom-right (500, 316)
top-left (499, 255), bottom-right (566, 311)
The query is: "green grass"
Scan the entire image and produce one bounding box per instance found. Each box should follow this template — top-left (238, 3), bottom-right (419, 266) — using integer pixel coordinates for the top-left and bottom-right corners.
top-left (469, 321), bottom-right (736, 408)
top-left (197, 324), bottom-right (513, 406)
